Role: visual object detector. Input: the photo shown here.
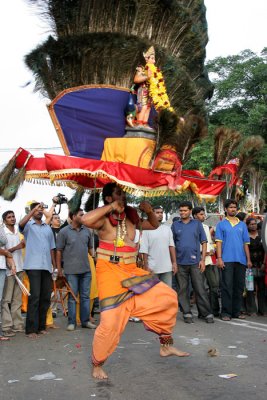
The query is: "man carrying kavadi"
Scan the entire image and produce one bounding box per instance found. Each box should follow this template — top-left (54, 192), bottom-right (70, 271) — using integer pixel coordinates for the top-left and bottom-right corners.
top-left (81, 182), bottom-right (189, 379)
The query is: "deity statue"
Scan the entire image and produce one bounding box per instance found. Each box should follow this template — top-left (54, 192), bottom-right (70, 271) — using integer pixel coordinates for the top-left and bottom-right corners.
top-left (126, 46), bottom-right (173, 131)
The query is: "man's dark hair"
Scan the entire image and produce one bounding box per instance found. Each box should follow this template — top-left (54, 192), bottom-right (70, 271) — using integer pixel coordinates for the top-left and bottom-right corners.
top-left (236, 212), bottom-right (247, 222)
top-left (224, 199), bottom-right (238, 209)
top-left (179, 201), bottom-right (192, 210)
top-left (246, 217), bottom-right (256, 226)
top-left (2, 210), bottom-right (14, 221)
top-left (30, 202), bottom-right (40, 211)
top-left (102, 182), bottom-right (117, 204)
top-left (153, 206), bottom-right (163, 211)
top-left (69, 208), bottom-right (83, 221)
top-left (192, 206), bottom-right (204, 217)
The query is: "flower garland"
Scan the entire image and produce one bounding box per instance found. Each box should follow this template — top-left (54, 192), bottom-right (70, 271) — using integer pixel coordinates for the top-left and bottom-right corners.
top-left (114, 216), bottom-right (127, 247)
top-left (145, 63), bottom-right (174, 112)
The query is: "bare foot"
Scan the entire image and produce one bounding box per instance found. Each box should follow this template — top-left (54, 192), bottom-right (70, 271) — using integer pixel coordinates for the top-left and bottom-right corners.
top-left (160, 346), bottom-right (190, 357)
top-left (92, 365), bottom-right (108, 380)
top-left (47, 324), bottom-right (60, 329)
top-left (26, 333), bottom-right (39, 339)
top-left (39, 330), bottom-right (50, 335)
top-left (0, 336), bottom-right (10, 341)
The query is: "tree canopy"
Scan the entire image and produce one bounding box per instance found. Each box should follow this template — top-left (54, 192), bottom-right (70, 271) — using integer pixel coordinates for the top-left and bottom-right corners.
top-left (183, 49), bottom-right (267, 212)
top-left (206, 49), bottom-right (267, 141)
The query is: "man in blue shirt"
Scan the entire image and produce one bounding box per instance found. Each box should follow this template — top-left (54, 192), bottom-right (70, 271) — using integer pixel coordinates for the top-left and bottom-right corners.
top-left (19, 202), bottom-right (56, 338)
top-left (172, 201), bottom-right (214, 323)
top-left (215, 199), bottom-right (252, 321)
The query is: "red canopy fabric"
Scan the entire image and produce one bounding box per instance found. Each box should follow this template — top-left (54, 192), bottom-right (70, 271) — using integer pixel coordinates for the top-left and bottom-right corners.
top-left (209, 164), bottom-right (238, 186)
top-left (13, 149), bottom-right (226, 199)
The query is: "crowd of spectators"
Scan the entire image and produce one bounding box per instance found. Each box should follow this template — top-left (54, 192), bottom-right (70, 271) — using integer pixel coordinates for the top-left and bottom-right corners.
top-left (0, 197), bottom-right (266, 342)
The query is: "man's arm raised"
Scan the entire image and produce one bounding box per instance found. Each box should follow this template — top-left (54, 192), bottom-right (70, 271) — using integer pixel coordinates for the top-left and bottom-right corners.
top-left (81, 200), bottom-right (125, 229)
top-left (19, 203), bottom-right (42, 230)
top-left (138, 201), bottom-right (159, 230)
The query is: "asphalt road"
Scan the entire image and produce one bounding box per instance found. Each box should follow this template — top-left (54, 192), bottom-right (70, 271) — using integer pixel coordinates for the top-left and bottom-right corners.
top-left (1, 311), bottom-right (267, 400)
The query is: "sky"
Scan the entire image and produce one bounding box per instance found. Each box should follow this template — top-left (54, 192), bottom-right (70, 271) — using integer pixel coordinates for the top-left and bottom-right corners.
top-left (0, 0), bottom-right (266, 219)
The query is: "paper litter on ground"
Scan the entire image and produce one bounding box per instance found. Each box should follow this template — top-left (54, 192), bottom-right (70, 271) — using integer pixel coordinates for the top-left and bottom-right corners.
top-left (218, 374), bottom-right (237, 379)
top-left (30, 372), bottom-right (56, 381)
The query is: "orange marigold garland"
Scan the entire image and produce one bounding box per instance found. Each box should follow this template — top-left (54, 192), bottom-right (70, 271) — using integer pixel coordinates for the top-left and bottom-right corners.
top-left (145, 63), bottom-right (174, 112)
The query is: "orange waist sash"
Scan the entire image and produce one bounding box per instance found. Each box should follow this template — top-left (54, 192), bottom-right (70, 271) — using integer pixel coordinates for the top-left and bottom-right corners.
top-left (96, 256), bottom-right (160, 311)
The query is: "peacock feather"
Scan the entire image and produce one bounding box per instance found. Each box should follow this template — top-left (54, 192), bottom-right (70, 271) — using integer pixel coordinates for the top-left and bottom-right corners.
top-left (0, 157), bottom-right (17, 195)
top-left (2, 167), bottom-right (27, 201)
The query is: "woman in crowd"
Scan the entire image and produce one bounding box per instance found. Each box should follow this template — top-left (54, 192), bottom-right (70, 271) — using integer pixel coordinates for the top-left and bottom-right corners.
top-left (245, 217), bottom-right (266, 315)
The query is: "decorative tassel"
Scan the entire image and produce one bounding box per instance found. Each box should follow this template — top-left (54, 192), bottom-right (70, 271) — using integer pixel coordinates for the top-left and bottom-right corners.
top-left (84, 191), bottom-right (100, 212)
top-left (68, 187), bottom-right (85, 214)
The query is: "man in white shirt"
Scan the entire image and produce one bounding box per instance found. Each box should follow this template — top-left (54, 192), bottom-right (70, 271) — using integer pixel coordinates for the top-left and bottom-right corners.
top-left (140, 207), bottom-right (177, 287)
top-left (1, 210), bottom-right (25, 337)
top-left (192, 207), bottom-right (220, 317)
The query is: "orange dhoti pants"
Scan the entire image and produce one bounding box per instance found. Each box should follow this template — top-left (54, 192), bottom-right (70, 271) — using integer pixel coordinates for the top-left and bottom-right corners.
top-left (92, 281), bottom-right (178, 366)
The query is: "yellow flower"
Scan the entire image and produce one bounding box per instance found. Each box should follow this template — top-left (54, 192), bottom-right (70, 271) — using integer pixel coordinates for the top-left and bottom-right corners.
top-left (146, 63), bottom-right (173, 112)
top-left (114, 238), bottom-right (125, 247)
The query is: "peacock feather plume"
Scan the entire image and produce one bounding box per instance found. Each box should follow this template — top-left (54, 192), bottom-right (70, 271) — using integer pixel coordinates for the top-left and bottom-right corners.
top-left (68, 187), bottom-right (85, 214)
top-left (236, 135), bottom-right (265, 178)
top-left (213, 127), bottom-right (242, 168)
top-left (0, 157), bottom-right (17, 195)
top-left (84, 191), bottom-right (100, 212)
top-left (2, 167), bottom-right (27, 201)
top-left (25, 0), bottom-right (212, 119)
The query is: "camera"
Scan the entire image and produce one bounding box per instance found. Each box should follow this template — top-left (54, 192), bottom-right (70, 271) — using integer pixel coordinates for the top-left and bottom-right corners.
top-left (53, 193), bottom-right (68, 205)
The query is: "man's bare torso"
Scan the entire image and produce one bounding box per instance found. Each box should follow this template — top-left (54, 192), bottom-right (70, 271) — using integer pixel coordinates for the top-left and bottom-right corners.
top-left (97, 215), bottom-right (136, 247)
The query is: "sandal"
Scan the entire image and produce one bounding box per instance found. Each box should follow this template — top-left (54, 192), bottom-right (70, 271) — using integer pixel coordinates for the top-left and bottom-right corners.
top-left (235, 315), bottom-right (246, 320)
top-left (221, 316), bottom-right (231, 321)
top-left (26, 333), bottom-right (39, 339)
top-left (39, 330), bottom-right (50, 335)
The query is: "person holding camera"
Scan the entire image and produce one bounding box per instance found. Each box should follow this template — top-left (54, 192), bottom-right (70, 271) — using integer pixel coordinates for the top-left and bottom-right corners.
top-left (19, 202), bottom-right (56, 338)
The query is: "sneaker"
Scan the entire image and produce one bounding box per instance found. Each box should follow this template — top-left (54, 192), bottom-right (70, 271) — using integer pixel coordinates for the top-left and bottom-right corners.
top-left (205, 317), bottom-right (215, 323)
top-left (82, 321), bottom-right (97, 329)
top-left (66, 324), bottom-right (75, 331)
top-left (12, 327), bottom-right (24, 333)
top-left (205, 314), bottom-right (214, 323)
top-left (3, 329), bottom-right (16, 337)
top-left (184, 316), bottom-right (194, 324)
